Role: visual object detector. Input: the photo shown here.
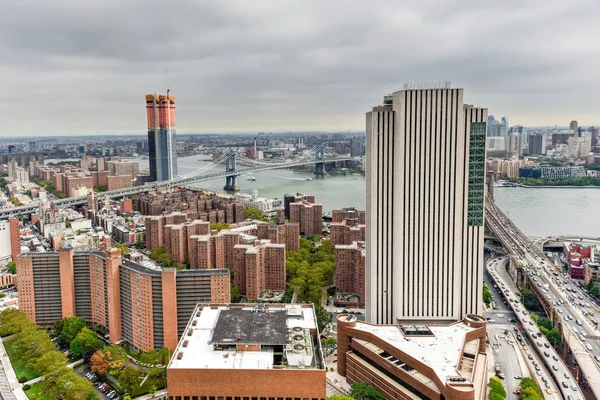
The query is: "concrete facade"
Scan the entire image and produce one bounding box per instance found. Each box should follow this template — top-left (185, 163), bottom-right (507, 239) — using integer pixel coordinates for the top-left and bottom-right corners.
top-left (366, 88), bottom-right (487, 324)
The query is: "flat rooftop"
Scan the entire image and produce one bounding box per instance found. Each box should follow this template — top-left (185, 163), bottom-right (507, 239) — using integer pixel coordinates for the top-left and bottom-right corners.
top-left (169, 304), bottom-right (323, 371)
top-left (352, 319), bottom-right (476, 383)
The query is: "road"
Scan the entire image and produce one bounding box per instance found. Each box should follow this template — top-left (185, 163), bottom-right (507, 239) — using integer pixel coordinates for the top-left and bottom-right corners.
top-left (487, 255), bottom-right (574, 399)
top-left (486, 196), bottom-right (600, 399)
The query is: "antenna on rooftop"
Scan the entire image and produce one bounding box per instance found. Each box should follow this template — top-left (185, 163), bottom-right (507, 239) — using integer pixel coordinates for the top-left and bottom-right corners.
top-left (165, 67), bottom-right (170, 97)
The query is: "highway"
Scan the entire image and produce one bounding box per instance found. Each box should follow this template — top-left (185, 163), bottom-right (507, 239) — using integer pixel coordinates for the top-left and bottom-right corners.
top-left (487, 255), bottom-right (573, 399)
top-left (0, 155), bottom-right (352, 219)
top-left (486, 196), bottom-right (600, 399)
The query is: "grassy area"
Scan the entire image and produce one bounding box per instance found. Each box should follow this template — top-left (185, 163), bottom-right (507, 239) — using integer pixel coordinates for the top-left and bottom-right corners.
top-left (24, 381), bottom-right (52, 400)
top-left (131, 377), bottom-right (166, 397)
top-left (4, 339), bottom-right (39, 382)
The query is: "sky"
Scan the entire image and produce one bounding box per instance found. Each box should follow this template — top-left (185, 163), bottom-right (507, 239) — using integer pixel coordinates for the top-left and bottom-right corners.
top-left (1, 0), bottom-right (599, 137)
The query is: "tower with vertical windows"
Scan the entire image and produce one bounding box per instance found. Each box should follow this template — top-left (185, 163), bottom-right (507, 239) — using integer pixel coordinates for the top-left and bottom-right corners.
top-left (365, 84), bottom-right (487, 324)
top-left (146, 93), bottom-right (178, 182)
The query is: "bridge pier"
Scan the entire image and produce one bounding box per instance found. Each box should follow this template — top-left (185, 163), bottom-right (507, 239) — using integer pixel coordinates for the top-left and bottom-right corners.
top-left (314, 145), bottom-right (326, 176)
top-left (223, 152), bottom-right (240, 191)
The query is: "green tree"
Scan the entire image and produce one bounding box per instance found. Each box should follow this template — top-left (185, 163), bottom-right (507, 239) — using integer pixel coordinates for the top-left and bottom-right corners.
top-left (118, 366), bottom-right (141, 394)
top-left (56, 316), bottom-right (86, 345)
top-left (350, 382), bottom-right (385, 400)
top-left (482, 284), bottom-right (493, 306)
top-left (243, 207), bottom-right (264, 220)
top-left (6, 261), bottom-right (17, 274)
top-left (9, 197), bottom-right (22, 206)
top-left (0, 308), bottom-right (31, 336)
top-left (230, 281), bottom-right (241, 303)
top-left (591, 282), bottom-right (600, 298)
top-left (522, 289), bottom-right (543, 312)
top-left (114, 242), bottom-right (131, 254)
top-left (545, 328), bottom-right (561, 345)
top-left (314, 305), bottom-right (331, 333)
top-left (520, 377), bottom-right (542, 399)
top-left (69, 327), bottom-right (102, 360)
top-left (93, 185), bottom-right (107, 192)
top-left (34, 350), bottom-right (68, 376)
top-left (488, 376), bottom-right (506, 398)
top-left (327, 396), bottom-right (354, 400)
top-left (489, 393), bottom-right (505, 400)
top-left (210, 222), bottom-right (230, 231)
top-left (536, 317), bottom-right (553, 331)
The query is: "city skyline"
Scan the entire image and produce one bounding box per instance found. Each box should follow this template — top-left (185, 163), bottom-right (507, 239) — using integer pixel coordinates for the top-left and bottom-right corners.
top-left (2, 1), bottom-right (600, 136)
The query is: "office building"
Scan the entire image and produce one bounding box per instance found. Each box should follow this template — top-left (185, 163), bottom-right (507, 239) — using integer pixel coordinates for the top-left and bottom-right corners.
top-left (568, 133), bottom-right (592, 159)
top-left (146, 93), bottom-right (178, 182)
top-left (528, 133), bottom-right (546, 156)
top-left (570, 120), bottom-right (578, 132)
top-left (336, 313), bottom-right (488, 400)
top-left (551, 131), bottom-right (574, 146)
top-left (334, 241), bottom-right (365, 308)
top-left (366, 86), bottom-right (487, 324)
top-left (330, 208), bottom-right (365, 247)
top-left (16, 248), bottom-right (230, 351)
top-left (509, 125), bottom-right (528, 151)
top-left (166, 303), bottom-right (326, 399)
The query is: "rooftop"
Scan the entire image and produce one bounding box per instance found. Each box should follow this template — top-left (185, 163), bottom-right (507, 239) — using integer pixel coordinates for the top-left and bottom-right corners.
top-left (169, 304), bottom-right (324, 371)
top-left (351, 319), bottom-right (476, 383)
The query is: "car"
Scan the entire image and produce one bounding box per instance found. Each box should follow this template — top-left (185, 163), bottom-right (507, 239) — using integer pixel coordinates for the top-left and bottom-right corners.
top-left (543, 351), bottom-right (550, 357)
top-left (552, 365), bottom-right (559, 371)
top-left (571, 385), bottom-right (577, 391)
top-left (576, 320), bottom-right (582, 325)
top-left (512, 391), bottom-right (520, 395)
top-left (564, 373), bottom-right (571, 379)
top-left (562, 381), bottom-right (569, 388)
top-left (514, 376), bottom-right (522, 380)
top-left (545, 382), bottom-right (551, 389)
top-left (529, 320), bottom-right (534, 325)
top-left (528, 354), bottom-right (533, 360)
top-left (541, 376), bottom-right (547, 383)
top-left (537, 342), bottom-right (543, 347)
top-left (544, 343), bottom-right (549, 348)
top-left (536, 370), bottom-right (542, 376)
top-left (553, 355), bottom-right (558, 361)
top-left (580, 335), bottom-right (586, 341)
top-left (488, 319), bottom-right (496, 323)
top-left (546, 388), bottom-right (552, 395)
top-left (496, 373), bottom-right (505, 379)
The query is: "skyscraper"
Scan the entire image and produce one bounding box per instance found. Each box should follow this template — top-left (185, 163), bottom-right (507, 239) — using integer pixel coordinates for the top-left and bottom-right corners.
top-left (365, 85), bottom-right (487, 324)
top-left (146, 93), bottom-right (178, 181)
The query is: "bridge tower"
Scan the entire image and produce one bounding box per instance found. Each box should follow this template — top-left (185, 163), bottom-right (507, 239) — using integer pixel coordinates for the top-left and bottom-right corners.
top-left (223, 152), bottom-right (240, 191)
top-left (314, 145), bottom-right (326, 176)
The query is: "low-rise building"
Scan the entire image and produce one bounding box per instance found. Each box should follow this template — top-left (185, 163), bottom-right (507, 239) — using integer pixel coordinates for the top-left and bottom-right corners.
top-left (167, 303), bottom-right (326, 399)
top-left (336, 314), bottom-right (488, 400)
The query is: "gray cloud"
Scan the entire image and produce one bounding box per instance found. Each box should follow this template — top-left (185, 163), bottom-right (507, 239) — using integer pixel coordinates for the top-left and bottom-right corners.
top-left (1, 0), bottom-right (599, 136)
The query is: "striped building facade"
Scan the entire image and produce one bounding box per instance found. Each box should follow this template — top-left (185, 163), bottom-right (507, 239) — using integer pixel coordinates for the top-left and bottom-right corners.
top-left (366, 87), bottom-right (487, 324)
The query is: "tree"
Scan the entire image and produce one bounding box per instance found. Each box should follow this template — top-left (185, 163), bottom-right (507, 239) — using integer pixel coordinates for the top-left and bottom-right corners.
top-left (489, 393), bottom-right (505, 400)
top-left (0, 308), bottom-right (31, 336)
top-left (520, 377), bottom-right (542, 399)
top-left (244, 207), bottom-right (264, 220)
top-left (90, 350), bottom-right (110, 375)
top-left (69, 327), bottom-right (102, 360)
top-left (93, 185), bottom-right (107, 193)
top-left (591, 282), bottom-right (600, 298)
top-left (327, 396), bottom-right (354, 400)
top-left (522, 289), bottom-right (543, 312)
top-left (114, 243), bottom-right (131, 254)
top-left (350, 382), bottom-right (385, 400)
top-left (57, 316), bottom-right (86, 345)
top-left (314, 304), bottom-right (332, 333)
top-left (6, 261), bottom-right (16, 274)
top-left (545, 328), bottom-right (561, 345)
top-left (210, 222), bottom-right (230, 232)
top-left (230, 281), bottom-right (241, 303)
top-left (536, 317), bottom-right (553, 331)
top-left (118, 367), bottom-right (141, 394)
top-left (482, 284), bottom-right (493, 306)
top-left (488, 376), bottom-right (506, 398)
top-left (34, 350), bottom-right (68, 376)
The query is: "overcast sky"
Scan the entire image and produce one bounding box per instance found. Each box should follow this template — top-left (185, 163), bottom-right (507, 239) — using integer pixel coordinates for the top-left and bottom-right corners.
top-left (1, 0), bottom-right (599, 137)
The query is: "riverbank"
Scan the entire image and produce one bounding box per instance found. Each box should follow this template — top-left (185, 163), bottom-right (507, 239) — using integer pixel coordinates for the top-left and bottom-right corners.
top-left (518, 184), bottom-right (600, 189)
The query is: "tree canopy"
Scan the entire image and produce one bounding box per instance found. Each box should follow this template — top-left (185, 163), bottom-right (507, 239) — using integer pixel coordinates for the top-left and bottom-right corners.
top-left (483, 284), bottom-right (493, 306)
top-left (350, 382), bottom-right (385, 400)
top-left (286, 238), bottom-right (335, 305)
top-left (56, 316), bottom-right (86, 346)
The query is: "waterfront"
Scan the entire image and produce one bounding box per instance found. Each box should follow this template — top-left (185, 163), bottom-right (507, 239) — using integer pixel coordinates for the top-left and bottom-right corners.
top-left (494, 187), bottom-right (600, 238)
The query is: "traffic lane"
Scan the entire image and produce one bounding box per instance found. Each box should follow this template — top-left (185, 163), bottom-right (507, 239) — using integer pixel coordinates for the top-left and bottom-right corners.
top-left (487, 263), bottom-right (582, 400)
top-left (489, 325), bottom-right (524, 396)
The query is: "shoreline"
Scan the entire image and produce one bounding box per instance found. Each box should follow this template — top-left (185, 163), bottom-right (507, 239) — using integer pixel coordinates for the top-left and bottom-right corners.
top-left (499, 184), bottom-right (600, 189)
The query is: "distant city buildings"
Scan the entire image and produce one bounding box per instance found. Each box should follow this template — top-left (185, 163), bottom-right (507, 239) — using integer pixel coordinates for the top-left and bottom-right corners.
top-left (146, 93), bottom-right (178, 182)
top-left (528, 133), bottom-right (546, 156)
top-left (16, 248), bottom-right (230, 352)
top-left (166, 303), bottom-right (326, 399)
top-left (366, 87), bottom-right (487, 324)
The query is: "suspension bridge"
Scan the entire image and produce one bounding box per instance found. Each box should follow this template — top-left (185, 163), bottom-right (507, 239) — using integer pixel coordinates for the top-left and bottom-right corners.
top-left (0, 146), bottom-right (354, 219)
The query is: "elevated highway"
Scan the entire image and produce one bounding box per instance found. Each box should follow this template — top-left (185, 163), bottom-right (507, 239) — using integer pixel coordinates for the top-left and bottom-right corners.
top-left (486, 196), bottom-right (600, 399)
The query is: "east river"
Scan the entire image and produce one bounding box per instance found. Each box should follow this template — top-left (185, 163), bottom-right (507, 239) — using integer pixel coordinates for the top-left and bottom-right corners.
top-left (54, 154), bottom-right (598, 238)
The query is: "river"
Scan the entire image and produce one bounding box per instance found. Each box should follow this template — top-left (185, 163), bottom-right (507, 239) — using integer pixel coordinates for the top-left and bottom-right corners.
top-left (49, 154), bottom-right (599, 237)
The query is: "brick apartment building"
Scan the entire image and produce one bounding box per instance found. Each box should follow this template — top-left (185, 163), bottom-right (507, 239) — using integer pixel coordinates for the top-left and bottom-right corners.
top-left (283, 192), bottom-right (315, 219)
top-left (16, 248), bottom-right (230, 351)
top-left (256, 222), bottom-right (300, 251)
top-left (135, 188), bottom-right (244, 223)
top-left (167, 303), bottom-right (326, 400)
top-left (330, 207), bottom-right (366, 247)
top-left (289, 199), bottom-right (323, 236)
top-left (233, 239), bottom-right (286, 300)
top-left (336, 313), bottom-right (488, 400)
top-left (334, 241), bottom-right (365, 307)
top-left (107, 175), bottom-right (133, 191)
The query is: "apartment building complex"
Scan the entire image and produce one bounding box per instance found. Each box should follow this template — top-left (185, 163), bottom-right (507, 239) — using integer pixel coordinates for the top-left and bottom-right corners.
top-left (330, 207), bottom-right (365, 247)
top-left (16, 248), bottom-right (230, 351)
top-left (336, 313), bottom-right (488, 400)
top-left (289, 200), bottom-right (322, 236)
top-left (167, 303), bottom-right (326, 399)
top-left (233, 240), bottom-right (286, 300)
top-left (334, 241), bottom-right (365, 308)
